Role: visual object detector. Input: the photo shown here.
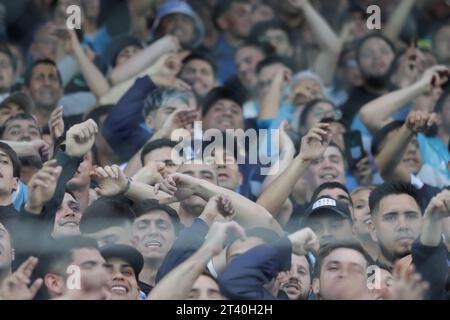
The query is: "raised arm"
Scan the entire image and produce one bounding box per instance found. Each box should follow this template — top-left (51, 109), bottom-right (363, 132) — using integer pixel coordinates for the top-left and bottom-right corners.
top-left (360, 65), bottom-right (448, 134)
top-left (257, 123), bottom-right (331, 219)
top-left (383, 0), bottom-right (416, 44)
top-left (258, 67), bottom-right (291, 121)
top-left (149, 221), bottom-right (246, 300)
top-left (108, 35), bottom-right (180, 85)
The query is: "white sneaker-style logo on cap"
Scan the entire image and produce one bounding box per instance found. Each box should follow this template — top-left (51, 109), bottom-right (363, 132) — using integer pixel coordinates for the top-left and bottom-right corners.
top-left (312, 198), bottom-right (337, 210)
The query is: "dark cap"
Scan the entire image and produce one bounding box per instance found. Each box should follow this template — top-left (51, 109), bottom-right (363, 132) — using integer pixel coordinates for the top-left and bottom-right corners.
top-left (101, 244), bottom-right (144, 280)
top-left (201, 87), bottom-right (245, 117)
top-left (105, 34), bottom-right (143, 68)
top-left (303, 196), bottom-right (352, 223)
top-left (0, 92), bottom-right (35, 114)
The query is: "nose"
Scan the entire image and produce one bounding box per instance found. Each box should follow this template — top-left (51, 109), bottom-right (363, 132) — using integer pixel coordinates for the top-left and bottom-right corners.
top-left (396, 215), bottom-right (409, 230)
top-left (111, 270), bottom-right (126, 281)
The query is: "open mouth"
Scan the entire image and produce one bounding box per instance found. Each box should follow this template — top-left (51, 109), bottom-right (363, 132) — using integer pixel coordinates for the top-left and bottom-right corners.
top-left (62, 221), bottom-right (79, 227)
top-left (110, 284), bottom-right (129, 295)
top-left (144, 240), bottom-right (162, 248)
top-left (283, 282), bottom-right (301, 294)
top-left (319, 172), bottom-right (337, 180)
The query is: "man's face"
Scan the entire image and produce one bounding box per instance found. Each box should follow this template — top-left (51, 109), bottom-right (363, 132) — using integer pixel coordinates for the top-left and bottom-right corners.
top-left (0, 149), bottom-right (18, 196)
top-left (67, 152), bottom-right (93, 190)
top-left (1, 118), bottom-right (41, 142)
top-left (206, 147), bottom-right (242, 191)
top-left (339, 51), bottom-right (363, 88)
top-left (358, 38), bottom-right (394, 78)
top-left (236, 46), bottom-right (265, 90)
top-left (180, 59), bottom-right (216, 98)
top-left (0, 52), bottom-right (14, 93)
top-left (202, 99), bottom-right (244, 131)
top-left (188, 274), bottom-right (224, 300)
top-left (0, 103), bottom-right (23, 126)
top-left (105, 257), bottom-right (140, 300)
top-left (305, 213), bottom-right (353, 246)
top-left (315, 188), bottom-right (353, 214)
top-left (400, 136), bottom-right (422, 175)
top-left (226, 236), bottom-right (266, 264)
top-left (178, 163), bottom-right (217, 211)
top-left (279, 254), bottom-right (311, 300)
top-left (304, 102), bottom-right (338, 134)
top-left (221, 2), bottom-right (253, 39)
top-left (150, 99), bottom-right (191, 132)
top-left (160, 14), bottom-right (196, 47)
top-left (260, 28), bottom-right (292, 58)
top-left (82, 0), bottom-right (100, 19)
top-left (53, 193), bottom-right (82, 237)
top-left (304, 146), bottom-right (346, 200)
top-left (143, 146), bottom-right (180, 175)
top-left (314, 248), bottom-right (369, 300)
top-left (26, 64), bottom-right (63, 110)
top-left (115, 45), bottom-right (142, 68)
top-left (0, 223), bottom-right (13, 272)
top-left (434, 25), bottom-right (450, 64)
top-left (70, 248), bottom-right (109, 295)
top-left (370, 194), bottom-right (422, 261)
top-left (351, 189), bottom-right (372, 241)
top-left (132, 210), bottom-right (176, 262)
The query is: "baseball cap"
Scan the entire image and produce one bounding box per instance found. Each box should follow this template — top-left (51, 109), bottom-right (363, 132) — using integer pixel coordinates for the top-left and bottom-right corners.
top-left (303, 196), bottom-right (352, 224)
top-left (101, 244), bottom-right (144, 280)
top-left (0, 92), bottom-right (35, 114)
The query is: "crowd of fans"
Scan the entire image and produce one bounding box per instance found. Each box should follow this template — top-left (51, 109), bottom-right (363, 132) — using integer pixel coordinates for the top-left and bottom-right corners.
top-left (0, 0), bottom-right (449, 300)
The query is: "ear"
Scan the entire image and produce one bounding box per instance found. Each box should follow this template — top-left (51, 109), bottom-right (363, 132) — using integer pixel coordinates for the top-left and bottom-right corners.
top-left (145, 114), bottom-right (154, 130)
top-left (44, 274), bottom-right (65, 296)
top-left (11, 177), bottom-right (19, 193)
top-left (368, 218), bottom-right (378, 243)
top-left (217, 15), bottom-right (229, 31)
top-left (312, 278), bottom-right (321, 299)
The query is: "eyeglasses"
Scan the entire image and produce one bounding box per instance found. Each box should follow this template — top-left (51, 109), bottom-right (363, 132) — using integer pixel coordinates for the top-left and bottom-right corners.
top-left (312, 109), bottom-right (343, 121)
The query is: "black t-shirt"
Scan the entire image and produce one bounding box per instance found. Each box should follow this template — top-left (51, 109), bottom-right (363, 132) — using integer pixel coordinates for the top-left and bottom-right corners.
top-left (341, 86), bottom-right (381, 127)
top-left (138, 281), bottom-right (153, 296)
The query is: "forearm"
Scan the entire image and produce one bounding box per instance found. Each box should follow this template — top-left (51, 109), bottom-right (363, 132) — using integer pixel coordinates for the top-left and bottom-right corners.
top-left (195, 180), bottom-right (283, 234)
top-left (257, 156), bottom-right (310, 218)
top-left (259, 81), bottom-right (282, 120)
top-left (375, 125), bottom-right (413, 182)
top-left (123, 148), bottom-right (143, 177)
top-left (109, 38), bottom-right (172, 85)
top-left (73, 45), bottom-right (110, 99)
top-left (312, 51), bottom-right (339, 86)
top-left (384, 0), bottom-right (416, 42)
top-left (149, 243), bottom-right (214, 300)
top-left (124, 181), bottom-right (179, 211)
top-left (57, 55), bottom-right (80, 87)
top-left (360, 81), bottom-right (427, 133)
top-left (420, 215), bottom-right (444, 247)
top-left (301, 1), bottom-right (342, 54)
top-left (1, 141), bottom-right (35, 157)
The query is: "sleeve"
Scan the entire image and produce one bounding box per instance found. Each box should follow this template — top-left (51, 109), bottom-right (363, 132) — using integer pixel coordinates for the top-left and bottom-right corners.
top-left (102, 76), bottom-right (156, 162)
top-left (411, 238), bottom-right (448, 300)
top-left (155, 218), bottom-right (210, 283)
top-left (218, 237), bottom-right (292, 300)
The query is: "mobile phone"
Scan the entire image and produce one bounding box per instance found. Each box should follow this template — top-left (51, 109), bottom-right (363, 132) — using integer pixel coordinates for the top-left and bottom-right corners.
top-left (343, 130), bottom-right (365, 170)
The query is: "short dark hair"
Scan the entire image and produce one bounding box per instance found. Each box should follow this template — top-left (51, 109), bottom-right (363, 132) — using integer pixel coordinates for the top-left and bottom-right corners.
top-left (311, 182), bottom-right (353, 207)
top-left (212, 0), bottom-right (251, 31)
top-left (140, 139), bottom-right (178, 166)
top-left (313, 240), bottom-right (371, 278)
top-left (201, 87), bottom-right (245, 117)
top-left (0, 113), bottom-right (41, 138)
top-left (236, 40), bottom-right (275, 58)
top-left (0, 141), bottom-right (21, 178)
top-left (182, 51), bottom-right (218, 77)
top-left (132, 199), bottom-right (181, 234)
top-left (368, 182), bottom-right (421, 216)
top-left (24, 59), bottom-right (63, 87)
top-left (255, 55), bottom-right (294, 75)
top-left (371, 121), bottom-right (404, 156)
top-left (250, 19), bottom-right (293, 46)
top-left (80, 199), bottom-right (136, 234)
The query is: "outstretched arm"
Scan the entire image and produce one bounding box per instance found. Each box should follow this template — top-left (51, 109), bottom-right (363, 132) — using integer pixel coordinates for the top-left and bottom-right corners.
top-left (384, 0), bottom-right (416, 44)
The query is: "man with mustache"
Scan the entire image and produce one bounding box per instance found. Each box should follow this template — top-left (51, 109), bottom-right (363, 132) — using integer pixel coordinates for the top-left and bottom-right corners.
top-left (368, 182), bottom-right (450, 299)
top-left (277, 253), bottom-right (312, 300)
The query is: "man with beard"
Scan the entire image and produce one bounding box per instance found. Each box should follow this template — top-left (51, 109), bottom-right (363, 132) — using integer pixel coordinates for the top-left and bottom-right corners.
top-left (277, 254), bottom-right (312, 300)
top-left (340, 33), bottom-right (395, 137)
top-left (368, 182), bottom-right (450, 299)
